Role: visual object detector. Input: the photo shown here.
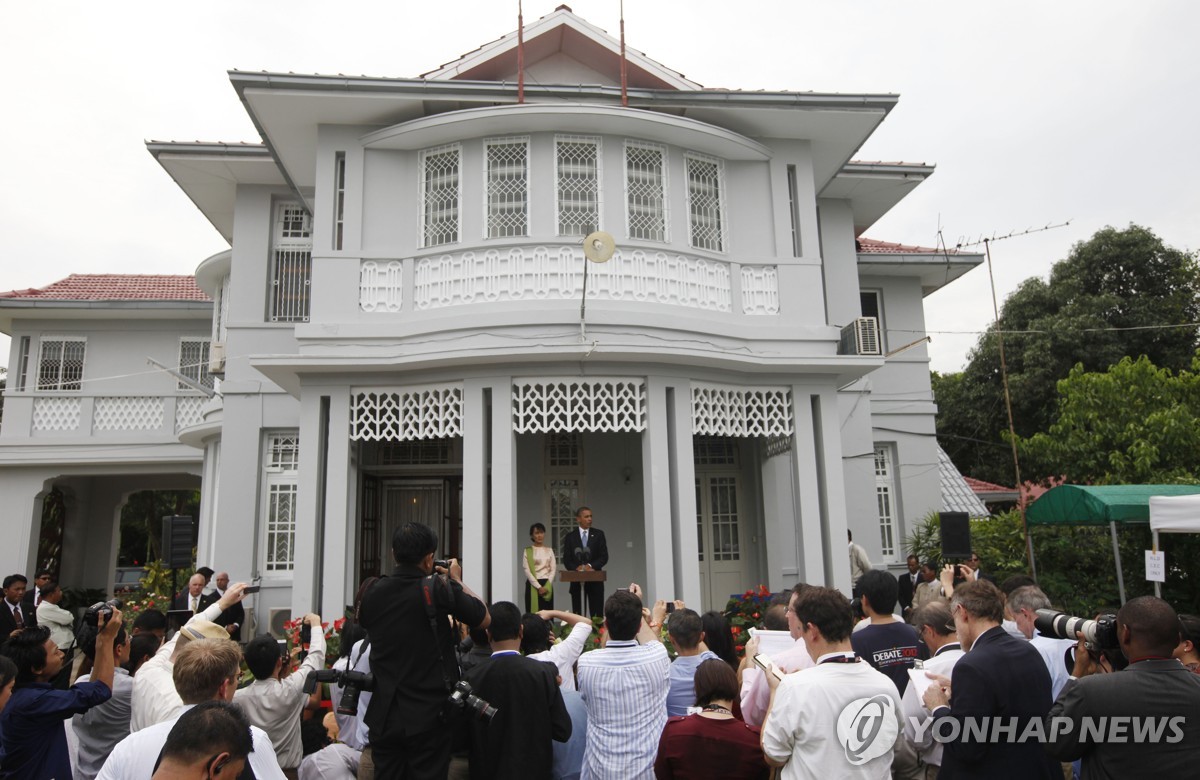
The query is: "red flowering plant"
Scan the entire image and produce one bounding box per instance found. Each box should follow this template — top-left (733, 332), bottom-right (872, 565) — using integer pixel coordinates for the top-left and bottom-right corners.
top-left (281, 616), bottom-right (346, 673)
top-left (723, 584), bottom-right (772, 658)
top-left (114, 560), bottom-right (176, 621)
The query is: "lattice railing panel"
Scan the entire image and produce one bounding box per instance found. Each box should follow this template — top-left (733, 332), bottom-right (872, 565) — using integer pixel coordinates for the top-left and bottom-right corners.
top-left (175, 397), bottom-right (206, 432)
top-left (762, 434), bottom-right (792, 460)
top-left (513, 379), bottom-right (646, 433)
top-left (556, 135), bottom-right (600, 237)
top-left (414, 246), bottom-right (731, 311)
top-left (486, 139), bottom-right (528, 238)
top-left (360, 260), bottom-right (404, 312)
top-left (421, 145), bottom-right (461, 247)
top-left (685, 153), bottom-right (725, 252)
top-left (741, 265), bottom-right (780, 315)
top-left (32, 398), bottom-right (81, 432)
top-left (350, 386), bottom-right (464, 441)
top-left (626, 142), bottom-right (667, 242)
top-left (94, 396), bottom-right (164, 431)
top-left (691, 383), bottom-right (793, 437)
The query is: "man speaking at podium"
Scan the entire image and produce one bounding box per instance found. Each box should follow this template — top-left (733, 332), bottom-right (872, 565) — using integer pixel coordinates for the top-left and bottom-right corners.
top-left (562, 507), bottom-right (608, 617)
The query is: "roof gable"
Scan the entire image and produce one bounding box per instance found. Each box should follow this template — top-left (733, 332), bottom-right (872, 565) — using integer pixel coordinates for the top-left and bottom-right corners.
top-left (421, 5), bottom-right (699, 90)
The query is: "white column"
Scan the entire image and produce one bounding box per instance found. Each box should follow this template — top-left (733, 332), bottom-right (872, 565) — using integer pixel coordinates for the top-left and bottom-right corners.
top-left (490, 378), bottom-right (517, 603)
top-left (667, 382), bottom-right (701, 606)
top-left (320, 391), bottom-right (352, 619)
top-left (641, 378), bottom-right (675, 599)
top-left (291, 392), bottom-right (325, 615)
top-left (790, 389), bottom-right (827, 585)
top-left (816, 390), bottom-right (852, 593)
top-left (0, 470), bottom-right (47, 577)
top-left (462, 379), bottom-right (489, 596)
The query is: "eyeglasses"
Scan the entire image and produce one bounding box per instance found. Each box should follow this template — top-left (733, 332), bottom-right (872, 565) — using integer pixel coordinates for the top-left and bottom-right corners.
top-left (968, 557), bottom-right (980, 562)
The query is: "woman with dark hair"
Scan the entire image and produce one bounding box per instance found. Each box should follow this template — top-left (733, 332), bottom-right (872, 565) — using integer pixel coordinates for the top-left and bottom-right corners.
top-left (654, 659), bottom-right (767, 779)
top-left (0, 655), bottom-right (16, 714)
top-left (521, 522), bottom-right (557, 612)
top-left (701, 611), bottom-right (739, 671)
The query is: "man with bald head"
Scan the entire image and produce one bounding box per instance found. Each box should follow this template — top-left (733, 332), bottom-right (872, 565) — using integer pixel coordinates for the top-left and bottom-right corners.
top-left (1046, 595), bottom-right (1200, 777)
top-left (210, 571), bottom-right (244, 641)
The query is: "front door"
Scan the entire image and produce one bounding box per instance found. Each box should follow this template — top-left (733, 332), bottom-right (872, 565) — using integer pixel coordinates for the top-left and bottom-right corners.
top-left (378, 478), bottom-right (462, 561)
top-left (695, 472), bottom-right (750, 610)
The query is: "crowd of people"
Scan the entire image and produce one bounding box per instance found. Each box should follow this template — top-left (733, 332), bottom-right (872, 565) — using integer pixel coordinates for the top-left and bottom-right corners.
top-left (3, 523), bottom-right (1200, 780)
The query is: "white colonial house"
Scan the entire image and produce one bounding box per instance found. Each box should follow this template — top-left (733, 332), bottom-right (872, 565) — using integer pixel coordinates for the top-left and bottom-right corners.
top-left (0, 7), bottom-right (981, 630)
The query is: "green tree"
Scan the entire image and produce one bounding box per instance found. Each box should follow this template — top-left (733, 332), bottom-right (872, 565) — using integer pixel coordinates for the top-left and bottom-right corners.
top-left (936, 225), bottom-right (1200, 485)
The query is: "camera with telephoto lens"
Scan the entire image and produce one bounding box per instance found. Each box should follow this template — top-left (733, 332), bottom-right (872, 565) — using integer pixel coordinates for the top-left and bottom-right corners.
top-left (448, 679), bottom-right (497, 721)
top-left (304, 668), bottom-right (375, 716)
top-left (433, 559), bottom-right (451, 571)
top-left (1034, 609), bottom-right (1119, 652)
top-left (83, 599), bottom-right (124, 627)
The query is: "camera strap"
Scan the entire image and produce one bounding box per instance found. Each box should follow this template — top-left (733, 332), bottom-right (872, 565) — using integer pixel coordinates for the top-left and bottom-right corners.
top-left (420, 575), bottom-right (458, 695)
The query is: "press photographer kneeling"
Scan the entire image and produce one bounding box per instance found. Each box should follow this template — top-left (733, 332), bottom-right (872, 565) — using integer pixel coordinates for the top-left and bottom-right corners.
top-left (1044, 595), bottom-right (1200, 776)
top-left (359, 522), bottom-right (490, 780)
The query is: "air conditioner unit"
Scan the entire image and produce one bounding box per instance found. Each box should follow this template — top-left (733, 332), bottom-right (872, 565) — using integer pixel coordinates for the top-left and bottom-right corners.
top-left (839, 317), bottom-right (881, 356)
top-left (208, 341), bottom-right (226, 376)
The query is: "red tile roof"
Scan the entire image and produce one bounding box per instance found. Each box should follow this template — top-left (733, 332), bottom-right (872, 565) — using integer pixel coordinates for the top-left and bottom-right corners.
top-left (964, 476), bottom-right (1015, 494)
top-left (857, 237), bottom-right (959, 255)
top-left (0, 274), bottom-right (210, 302)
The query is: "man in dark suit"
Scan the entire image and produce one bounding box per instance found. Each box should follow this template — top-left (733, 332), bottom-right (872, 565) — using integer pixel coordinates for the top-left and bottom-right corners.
top-left (2, 574), bottom-right (37, 637)
top-left (923, 579), bottom-right (1059, 779)
top-left (21, 569), bottom-right (53, 614)
top-left (964, 551), bottom-right (996, 584)
top-left (897, 554), bottom-right (920, 619)
top-left (172, 573), bottom-right (218, 615)
top-left (210, 571), bottom-right (244, 641)
top-left (1045, 595), bottom-right (1200, 777)
top-left (463, 601), bottom-right (571, 780)
top-left (560, 506), bottom-right (608, 617)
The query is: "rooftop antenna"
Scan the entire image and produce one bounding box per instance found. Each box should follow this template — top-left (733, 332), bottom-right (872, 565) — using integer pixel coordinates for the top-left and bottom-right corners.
top-left (580, 230), bottom-right (616, 342)
top-left (952, 219), bottom-right (1070, 580)
top-left (517, 0), bottom-right (525, 104)
top-left (619, 0), bottom-right (628, 107)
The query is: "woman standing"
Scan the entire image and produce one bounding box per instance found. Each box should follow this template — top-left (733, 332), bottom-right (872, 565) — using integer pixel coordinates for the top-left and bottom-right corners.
top-left (522, 523), bottom-right (557, 612)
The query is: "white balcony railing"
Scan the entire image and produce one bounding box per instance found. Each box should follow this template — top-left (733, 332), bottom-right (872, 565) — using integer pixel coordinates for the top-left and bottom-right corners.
top-left (25, 395), bottom-right (208, 437)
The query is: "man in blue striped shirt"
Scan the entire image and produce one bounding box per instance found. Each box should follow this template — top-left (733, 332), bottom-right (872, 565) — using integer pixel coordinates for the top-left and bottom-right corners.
top-left (577, 585), bottom-right (669, 780)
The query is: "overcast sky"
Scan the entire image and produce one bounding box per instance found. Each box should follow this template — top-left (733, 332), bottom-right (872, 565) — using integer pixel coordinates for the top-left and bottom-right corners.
top-left (3, 1), bottom-right (1197, 373)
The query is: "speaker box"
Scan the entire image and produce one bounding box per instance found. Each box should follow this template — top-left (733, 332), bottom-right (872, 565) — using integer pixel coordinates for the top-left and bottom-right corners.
top-left (161, 515), bottom-right (194, 569)
top-left (940, 512), bottom-right (972, 560)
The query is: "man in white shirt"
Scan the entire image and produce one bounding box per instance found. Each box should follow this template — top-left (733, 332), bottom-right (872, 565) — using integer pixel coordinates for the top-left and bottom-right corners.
top-left (739, 583), bottom-right (815, 727)
top-left (761, 586), bottom-right (902, 780)
top-left (577, 585), bottom-right (669, 780)
top-left (148, 700), bottom-right (254, 780)
top-left (848, 530), bottom-right (872, 595)
top-left (522, 608), bottom-right (593, 693)
top-left (235, 612), bottom-right (327, 772)
top-left (35, 581), bottom-right (76, 654)
top-left (900, 601), bottom-right (964, 775)
top-left (98, 638), bottom-right (286, 780)
top-left (1005, 585), bottom-right (1075, 699)
top-left (129, 581), bottom-right (248, 731)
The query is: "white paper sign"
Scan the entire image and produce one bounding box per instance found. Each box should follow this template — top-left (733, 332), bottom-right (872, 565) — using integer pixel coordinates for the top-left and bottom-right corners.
top-left (908, 668), bottom-right (938, 701)
top-left (1146, 550), bottom-right (1166, 583)
top-left (747, 628), bottom-right (795, 660)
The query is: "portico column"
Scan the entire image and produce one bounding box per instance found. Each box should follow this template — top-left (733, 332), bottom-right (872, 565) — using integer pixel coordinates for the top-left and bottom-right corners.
top-left (462, 379), bottom-right (489, 597)
top-left (789, 388), bottom-right (827, 586)
top-left (320, 391), bottom-right (353, 619)
top-left (293, 392), bottom-right (326, 615)
top-left (490, 378), bottom-right (517, 602)
top-left (667, 382), bottom-right (701, 607)
top-left (641, 377), bottom-right (675, 600)
top-left (815, 390), bottom-right (852, 593)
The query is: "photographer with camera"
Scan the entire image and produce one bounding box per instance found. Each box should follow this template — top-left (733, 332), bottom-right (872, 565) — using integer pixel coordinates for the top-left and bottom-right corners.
top-left (0, 603), bottom-right (122, 779)
top-left (358, 522), bottom-right (489, 780)
top-left (236, 611), bottom-right (326, 774)
top-left (71, 601), bottom-right (135, 779)
top-left (1044, 595), bottom-right (1200, 777)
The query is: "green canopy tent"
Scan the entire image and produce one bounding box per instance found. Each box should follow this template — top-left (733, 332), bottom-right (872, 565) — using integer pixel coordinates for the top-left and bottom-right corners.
top-left (1026, 484), bottom-right (1200, 603)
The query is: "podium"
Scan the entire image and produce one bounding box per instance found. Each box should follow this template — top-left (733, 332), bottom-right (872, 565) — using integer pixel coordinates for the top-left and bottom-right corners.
top-left (560, 570), bottom-right (607, 616)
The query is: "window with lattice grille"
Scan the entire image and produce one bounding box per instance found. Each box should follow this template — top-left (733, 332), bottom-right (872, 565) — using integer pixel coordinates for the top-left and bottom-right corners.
top-left (486, 138), bottom-right (528, 239)
top-left (263, 433), bottom-right (300, 572)
top-left (547, 478), bottom-right (582, 557)
top-left (686, 153), bottom-right (726, 252)
top-left (625, 141), bottom-right (667, 242)
top-left (546, 432), bottom-right (582, 469)
top-left (334, 153), bottom-right (346, 250)
top-left (178, 339), bottom-right (213, 390)
top-left (16, 336), bottom-right (31, 391)
top-left (37, 336), bottom-right (86, 391)
top-left (556, 136), bottom-right (600, 236)
top-left (874, 444), bottom-right (898, 560)
top-left (421, 145), bottom-right (461, 247)
top-left (270, 203), bottom-right (312, 323)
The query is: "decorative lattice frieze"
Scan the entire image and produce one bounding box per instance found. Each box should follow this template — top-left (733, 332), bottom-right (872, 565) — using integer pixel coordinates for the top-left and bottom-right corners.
top-left (691, 383), bottom-right (793, 437)
top-left (513, 379), bottom-right (646, 434)
top-left (360, 260), bottom-right (404, 312)
top-left (414, 247), bottom-right (731, 311)
top-left (94, 397), bottom-right (165, 431)
top-left (32, 398), bottom-right (81, 432)
top-left (175, 397), bottom-right (206, 432)
top-left (350, 386), bottom-right (464, 441)
top-left (741, 266), bottom-right (780, 315)
top-left (762, 434), bottom-right (792, 460)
